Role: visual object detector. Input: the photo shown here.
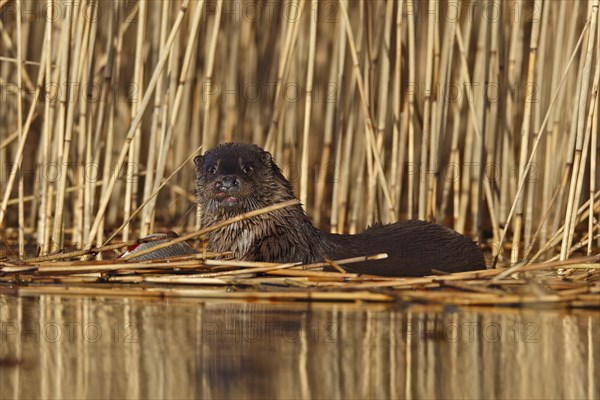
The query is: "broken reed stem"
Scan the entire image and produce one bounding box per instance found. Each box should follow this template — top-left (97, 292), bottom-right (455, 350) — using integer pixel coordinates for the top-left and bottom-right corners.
top-left (121, 199), bottom-right (300, 260)
top-left (3, 255), bottom-right (597, 307)
top-left (21, 235), bottom-right (171, 264)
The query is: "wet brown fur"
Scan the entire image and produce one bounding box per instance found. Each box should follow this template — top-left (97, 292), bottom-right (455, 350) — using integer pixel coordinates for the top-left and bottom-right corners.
top-left (195, 142), bottom-right (486, 277)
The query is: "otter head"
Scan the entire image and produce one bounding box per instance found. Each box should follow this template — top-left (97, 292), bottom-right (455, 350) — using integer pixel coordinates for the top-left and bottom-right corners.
top-left (194, 142), bottom-right (296, 214)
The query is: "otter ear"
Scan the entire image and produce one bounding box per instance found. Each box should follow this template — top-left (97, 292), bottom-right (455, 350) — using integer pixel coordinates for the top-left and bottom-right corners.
top-left (193, 155), bottom-right (204, 167)
top-left (261, 151), bottom-right (272, 165)
top-left (264, 150), bottom-right (287, 181)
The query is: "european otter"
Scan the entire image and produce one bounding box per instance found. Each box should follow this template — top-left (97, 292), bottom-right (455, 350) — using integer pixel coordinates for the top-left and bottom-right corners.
top-left (192, 142), bottom-right (485, 277)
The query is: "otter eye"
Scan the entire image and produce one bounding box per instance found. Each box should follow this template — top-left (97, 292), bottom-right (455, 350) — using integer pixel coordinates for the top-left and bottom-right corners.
top-left (207, 166), bottom-right (217, 174)
top-left (242, 164), bottom-right (254, 175)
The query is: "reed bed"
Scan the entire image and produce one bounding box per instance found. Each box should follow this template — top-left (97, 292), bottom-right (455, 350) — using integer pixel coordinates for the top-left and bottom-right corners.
top-left (0, 1), bottom-right (599, 304)
top-left (1, 247), bottom-right (598, 307)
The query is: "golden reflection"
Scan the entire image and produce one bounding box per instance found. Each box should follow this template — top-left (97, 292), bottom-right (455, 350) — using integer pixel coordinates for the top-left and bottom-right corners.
top-left (1, 295), bottom-right (598, 399)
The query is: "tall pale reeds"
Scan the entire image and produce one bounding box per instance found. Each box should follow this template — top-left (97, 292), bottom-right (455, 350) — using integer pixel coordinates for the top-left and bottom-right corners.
top-left (0, 0), bottom-right (598, 267)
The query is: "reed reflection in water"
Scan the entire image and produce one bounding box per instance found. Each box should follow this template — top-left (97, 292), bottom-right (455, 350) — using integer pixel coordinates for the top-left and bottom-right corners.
top-left (0, 294), bottom-right (598, 399)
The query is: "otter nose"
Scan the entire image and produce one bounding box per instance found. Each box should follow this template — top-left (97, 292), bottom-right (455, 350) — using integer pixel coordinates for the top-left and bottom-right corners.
top-left (215, 176), bottom-right (239, 191)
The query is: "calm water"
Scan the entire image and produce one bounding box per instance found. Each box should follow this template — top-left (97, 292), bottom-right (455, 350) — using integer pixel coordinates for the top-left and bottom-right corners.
top-left (0, 294), bottom-right (598, 399)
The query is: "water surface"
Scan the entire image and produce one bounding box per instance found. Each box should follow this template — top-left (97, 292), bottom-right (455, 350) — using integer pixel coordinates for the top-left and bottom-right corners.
top-left (1, 294), bottom-right (598, 399)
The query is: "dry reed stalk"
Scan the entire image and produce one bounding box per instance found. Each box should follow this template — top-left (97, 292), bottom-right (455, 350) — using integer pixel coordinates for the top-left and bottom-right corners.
top-left (0, 33), bottom-right (49, 257)
top-left (1, 285), bottom-right (396, 302)
top-left (486, 7), bottom-right (501, 232)
top-left (266, 269), bottom-right (360, 280)
top-left (330, 132), bottom-right (342, 232)
top-left (192, 262), bottom-right (301, 278)
top-left (338, 0), bottom-right (396, 222)
top-left (265, 0), bottom-right (306, 150)
top-left (87, 0), bottom-right (119, 245)
top-left (299, 2), bottom-right (317, 209)
top-left (526, 3), bottom-right (549, 253)
top-left (417, 0), bottom-right (435, 222)
top-left (406, 1), bottom-right (416, 219)
top-left (91, 0), bottom-right (118, 249)
top-left (376, 0), bottom-right (394, 217)
top-left (347, 92), bottom-right (363, 232)
top-left (494, 247), bottom-right (599, 281)
top-left (454, 24), bottom-right (475, 234)
top-left (492, 18), bottom-right (591, 267)
top-left (288, 253), bottom-right (388, 272)
top-left (122, 1), bottom-right (147, 242)
top-left (469, 20), bottom-right (486, 237)
top-left (121, 199), bottom-right (300, 260)
top-left (339, 108), bottom-right (356, 232)
top-left (82, 2), bottom-right (100, 243)
top-left (103, 144), bottom-right (203, 245)
top-left (0, 130), bottom-right (20, 150)
top-left (453, 26), bottom-right (500, 242)
top-left (473, 16), bottom-right (493, 241)
top-left (589, 43), bottom-right (599, 255)
top-left (50, 0), bottom-right (75, 251)
top-left (390, 0), bottom-right (404, 215)
top-left (20, 234), bottom-right (174, 264)
top-left (6, 174), bottom-right (160, 206)
top-left (330, 8), bottom-right (348, 233)
top-left (85, 1), bottom-right (191, 249)
top-left (547, 231), bottom-right (600, 263)
top-left (522, 185), bottom-right (566, 261)
top-left (140, 2), bottom-right (170, 236)
top-left (360, 6), bottom-right (372, 227)
top-left (500, 0), bottom-right (522, 230)
top-left (201, 0), bottom-right (223, 149)
top-left (70, 0), bottom-right (92, 247)
top-left (560, 1), bottom-right (599, 260)
top-left (313, 5), bottom-right (338, 227)
top-left (549, 12), bottom-right (589, 252)
top-left (427, 16), bottom-right (441, 224)
top-left (542, 4), bottom-right (574, 248)
top-left (33, 260), bottom-right (206, 274)
top-left (563, 66), bottom-right (598, 255)
top-left (15, 0), bottom-right (24, 257)
top-left (436, 13), bottom-right (456, 223)
top-left (530, 193), bottom-right (599, 262)
top-left (202, 259), bottom-right (291, 268)
top-left (1, 2), bottom-right (598, 290)
top-left (111, 275), bottom-right (232, 285)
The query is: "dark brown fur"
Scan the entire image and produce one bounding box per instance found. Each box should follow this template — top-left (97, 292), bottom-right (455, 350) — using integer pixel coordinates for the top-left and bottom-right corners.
top-left (194, 142), bottom-right (486, 277)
